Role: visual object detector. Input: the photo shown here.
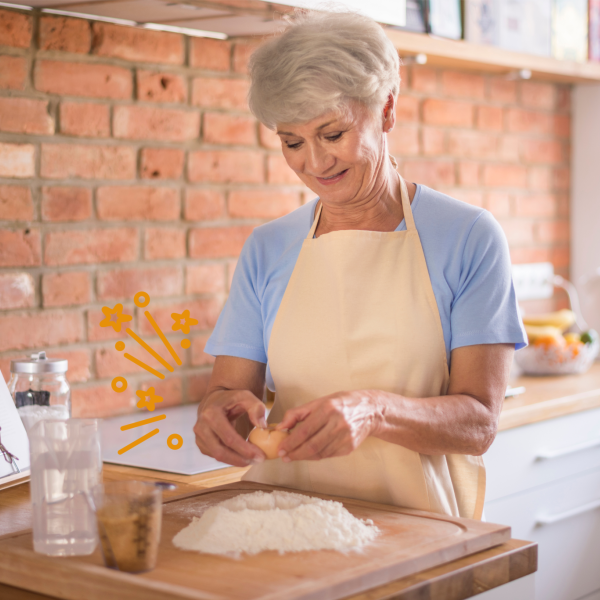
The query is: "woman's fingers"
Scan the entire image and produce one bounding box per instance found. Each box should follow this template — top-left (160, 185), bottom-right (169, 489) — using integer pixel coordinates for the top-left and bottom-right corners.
top-left (195, 424), bottom-right (254, 467)
top-left (283, 421), bottom-right (338, 461)
top-left (276, 403), bottom-right (313, 431)
top-left (245, 399), bottom-right (268, 429)
top-left (209, 409), bottom-right (266, 462)
top-left (278, 411), bottom-right (328, 457)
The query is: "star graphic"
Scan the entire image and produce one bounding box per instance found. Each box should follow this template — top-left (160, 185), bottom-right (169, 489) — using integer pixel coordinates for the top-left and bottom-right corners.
top-left (171, 309), bottom-right (198, 335)
top-left (136, 387), bottom-right (163, 412)
top-left (99, 303), bottom-right (132, 333)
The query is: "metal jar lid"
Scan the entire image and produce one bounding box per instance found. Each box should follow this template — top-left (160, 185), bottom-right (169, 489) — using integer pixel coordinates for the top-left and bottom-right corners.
top-left (10, 351), bottom-right (68, 374)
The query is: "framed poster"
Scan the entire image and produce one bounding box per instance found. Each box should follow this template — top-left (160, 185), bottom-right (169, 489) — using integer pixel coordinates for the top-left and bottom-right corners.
top-left (552, 0), bottom-right (589, 61)
top-left (427, 0), bottom-right (462, 39)
top-left (464, 0), bottom-right (499, 46)
top-left (591, 0), bottom-right (600, 61)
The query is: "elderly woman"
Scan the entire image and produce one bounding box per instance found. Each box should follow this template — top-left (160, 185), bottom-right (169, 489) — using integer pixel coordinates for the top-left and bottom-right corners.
top-left (194, 11), bottom-right (526, 520)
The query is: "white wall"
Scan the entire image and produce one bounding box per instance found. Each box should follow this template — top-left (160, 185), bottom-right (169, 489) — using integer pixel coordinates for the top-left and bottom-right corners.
top-left (572, 85), bottom-right (600, 334)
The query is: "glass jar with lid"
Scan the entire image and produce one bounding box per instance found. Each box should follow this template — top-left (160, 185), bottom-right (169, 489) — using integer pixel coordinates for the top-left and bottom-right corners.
top-left (8, 351), bottom-right (70, 434)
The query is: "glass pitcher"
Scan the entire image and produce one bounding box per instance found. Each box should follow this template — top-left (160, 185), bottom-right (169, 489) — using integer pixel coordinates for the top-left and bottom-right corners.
top-left (29, 419), bottom-right (102, 556)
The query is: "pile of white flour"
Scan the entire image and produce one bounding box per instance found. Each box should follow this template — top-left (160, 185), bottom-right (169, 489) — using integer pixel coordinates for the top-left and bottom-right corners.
top-left (172, 491), bottom-right (379, 556)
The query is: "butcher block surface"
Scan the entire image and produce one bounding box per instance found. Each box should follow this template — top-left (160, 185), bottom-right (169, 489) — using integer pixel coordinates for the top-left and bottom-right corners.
top-left (0, 481), bottom-right (510, 600)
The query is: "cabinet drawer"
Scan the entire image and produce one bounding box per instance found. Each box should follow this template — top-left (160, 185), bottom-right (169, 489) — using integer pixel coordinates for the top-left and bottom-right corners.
top-left (485, 406), bottom-right (600, 502)
top-left (486, 467), bottom-right (600, 600)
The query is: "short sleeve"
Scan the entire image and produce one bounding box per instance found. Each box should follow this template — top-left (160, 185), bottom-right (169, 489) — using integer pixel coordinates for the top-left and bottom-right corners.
top-left (450, 211), bottom-right (527, 352)
top-left (204, 233), bottom-right (268, 363)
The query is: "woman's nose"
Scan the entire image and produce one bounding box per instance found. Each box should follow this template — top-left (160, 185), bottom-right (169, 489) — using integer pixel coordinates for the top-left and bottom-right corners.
top-left (305, 143), bottom-right (335, 176)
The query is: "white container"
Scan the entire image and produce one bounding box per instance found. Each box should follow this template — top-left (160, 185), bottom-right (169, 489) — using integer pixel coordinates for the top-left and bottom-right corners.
top-left (29, 419), bottom-right (102, 556)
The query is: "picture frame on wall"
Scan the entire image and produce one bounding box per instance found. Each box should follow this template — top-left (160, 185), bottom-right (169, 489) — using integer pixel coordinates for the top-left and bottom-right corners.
top-left (464, 0), bottom-right (499, 46)
top-left (552, 0), bottom-right (589, 61)
top-left (590, 0), bottom-right (600, 61)
top-left (389, 0), bottom-right (427, 33)
top-left (426, 0), bottom-right (462, 39)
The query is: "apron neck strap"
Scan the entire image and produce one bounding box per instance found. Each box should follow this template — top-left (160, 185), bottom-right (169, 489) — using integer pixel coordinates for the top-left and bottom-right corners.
top-left (308, 203), bottom-right (322, 239)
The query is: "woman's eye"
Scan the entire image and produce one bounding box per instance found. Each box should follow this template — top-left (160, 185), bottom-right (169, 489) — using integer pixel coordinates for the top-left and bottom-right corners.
top-left (326, 132), bottom-right (343, 142)
top-left (286, 142), bottom-right (302, 149)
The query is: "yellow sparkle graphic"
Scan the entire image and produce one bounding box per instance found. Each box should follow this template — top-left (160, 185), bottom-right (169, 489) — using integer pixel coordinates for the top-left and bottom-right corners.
top-left (99, 303), bottom-right (132, 333)
top-left (171, 309), bottom-right (198, 335)
top-left (136, 387), bottom-right (163, 412)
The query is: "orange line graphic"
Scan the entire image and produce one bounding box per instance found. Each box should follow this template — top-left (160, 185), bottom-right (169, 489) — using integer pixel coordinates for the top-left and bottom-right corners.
top-left (120, 414), bottom-right (166, 430)
top-left (144, 310), bottom-right (182, 366)
top-left (118, 428), bottom-right (159, 455)
top-left (123, 353), bottom-right (165, 379)
top-left (125, 328), bottom-right (174, 372)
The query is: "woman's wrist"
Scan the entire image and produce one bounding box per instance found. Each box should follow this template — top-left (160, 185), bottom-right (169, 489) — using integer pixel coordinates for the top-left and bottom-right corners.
top-left (364, 389), bottom-right (389, 437)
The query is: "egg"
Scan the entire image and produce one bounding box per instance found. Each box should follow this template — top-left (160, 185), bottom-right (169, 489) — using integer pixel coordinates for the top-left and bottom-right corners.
top-left (248, 424), bottom-right (289, 460)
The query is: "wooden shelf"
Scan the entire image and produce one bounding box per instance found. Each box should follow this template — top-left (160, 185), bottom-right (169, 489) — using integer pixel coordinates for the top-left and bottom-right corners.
top-left (386, 29), bottom-right (600, 84)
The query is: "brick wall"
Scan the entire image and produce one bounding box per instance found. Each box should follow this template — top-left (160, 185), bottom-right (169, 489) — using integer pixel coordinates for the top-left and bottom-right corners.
top-left (0, 7), bottom-right (570, 418)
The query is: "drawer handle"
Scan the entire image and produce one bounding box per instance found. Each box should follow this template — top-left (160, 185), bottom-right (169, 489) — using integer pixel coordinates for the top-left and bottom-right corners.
top-left (537, 498), bottom-right (600, 526)
top-left (536, 437), bottom-right (600, 460)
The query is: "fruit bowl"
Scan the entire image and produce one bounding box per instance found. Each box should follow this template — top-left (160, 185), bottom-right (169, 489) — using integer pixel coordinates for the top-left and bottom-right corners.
top-left (515, 336), bottom-right (600, 375)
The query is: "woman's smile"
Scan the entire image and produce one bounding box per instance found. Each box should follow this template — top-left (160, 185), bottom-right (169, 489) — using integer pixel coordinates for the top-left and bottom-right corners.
top-left (316, 169), bottom-right (349, 186)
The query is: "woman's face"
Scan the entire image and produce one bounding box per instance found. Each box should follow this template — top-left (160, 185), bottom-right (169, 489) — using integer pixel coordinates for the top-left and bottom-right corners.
top-left (276, 100), bottom-right (394, 206)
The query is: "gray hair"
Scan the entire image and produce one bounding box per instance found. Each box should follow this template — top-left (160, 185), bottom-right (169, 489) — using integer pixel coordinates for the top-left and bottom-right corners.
top-left (248, 10), bottom-right (401, 129)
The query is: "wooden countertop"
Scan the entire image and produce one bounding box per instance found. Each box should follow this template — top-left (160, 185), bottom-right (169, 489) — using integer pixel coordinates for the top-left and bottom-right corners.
top-left (500, 362), bottom-right (600, 430)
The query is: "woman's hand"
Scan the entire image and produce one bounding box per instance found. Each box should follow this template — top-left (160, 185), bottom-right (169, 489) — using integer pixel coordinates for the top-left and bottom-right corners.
top-left (275, 390), bottom-right (383, 462)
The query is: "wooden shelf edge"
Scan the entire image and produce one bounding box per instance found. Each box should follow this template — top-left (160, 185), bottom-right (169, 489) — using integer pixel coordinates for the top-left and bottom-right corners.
top-left (386, 29), bottom-right (600, 83)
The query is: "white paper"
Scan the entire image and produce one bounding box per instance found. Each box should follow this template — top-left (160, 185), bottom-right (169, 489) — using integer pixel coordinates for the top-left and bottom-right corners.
top-left (0, 369), bottom-right (30, 478)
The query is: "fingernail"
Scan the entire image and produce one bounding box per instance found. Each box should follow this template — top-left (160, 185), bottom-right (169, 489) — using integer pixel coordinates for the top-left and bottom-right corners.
top-left (259, 418), bottom-right (267, 428)
top-left (282, 457), bottom-right (291, 463)
top-left (252, 455), bottom-right (265, 464)
top-left (278, 450), bottom-right (286, 457)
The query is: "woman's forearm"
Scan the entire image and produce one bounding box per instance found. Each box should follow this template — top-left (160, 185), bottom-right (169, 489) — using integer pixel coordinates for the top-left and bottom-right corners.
top-left (370, 390), bottom-right (499, 456)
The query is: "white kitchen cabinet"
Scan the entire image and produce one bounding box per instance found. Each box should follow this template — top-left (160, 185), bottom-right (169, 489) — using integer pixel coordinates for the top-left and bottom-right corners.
top-left (485, 407), bottom-right (600, 600)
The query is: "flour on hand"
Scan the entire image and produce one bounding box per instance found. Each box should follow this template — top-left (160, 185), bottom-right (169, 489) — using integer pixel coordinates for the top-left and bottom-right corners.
top-left (172, 491), bottom-right (379, 556)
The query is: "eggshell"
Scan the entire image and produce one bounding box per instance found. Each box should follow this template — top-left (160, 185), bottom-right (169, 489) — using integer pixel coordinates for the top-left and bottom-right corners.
top-left (248, 424), bottom-right (289, 460)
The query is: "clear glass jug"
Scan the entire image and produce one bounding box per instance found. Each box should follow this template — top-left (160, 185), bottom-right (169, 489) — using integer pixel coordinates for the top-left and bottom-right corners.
top-left (29, 419), bottom-right (102, 556)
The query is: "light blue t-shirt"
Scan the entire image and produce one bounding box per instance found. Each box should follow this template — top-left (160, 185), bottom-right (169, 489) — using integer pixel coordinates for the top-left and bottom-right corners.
top-left (205, 185), bottom-right (527, 391)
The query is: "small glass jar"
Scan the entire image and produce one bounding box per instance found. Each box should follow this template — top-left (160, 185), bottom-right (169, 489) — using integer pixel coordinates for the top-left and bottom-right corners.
top-left (8, 351), bottom-right (70, 434)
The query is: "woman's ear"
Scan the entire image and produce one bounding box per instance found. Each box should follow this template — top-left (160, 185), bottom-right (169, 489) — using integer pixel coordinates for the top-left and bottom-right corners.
top-left (382, 93), bottom-right (396, 133)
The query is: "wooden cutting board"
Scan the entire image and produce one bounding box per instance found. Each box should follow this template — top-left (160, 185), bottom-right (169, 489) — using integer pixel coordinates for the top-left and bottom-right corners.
top-left (0, 482), bottom-right (510, 600)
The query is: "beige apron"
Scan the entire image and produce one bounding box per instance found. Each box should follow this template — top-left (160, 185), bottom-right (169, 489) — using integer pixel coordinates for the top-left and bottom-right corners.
top-left (244, 171), bottom-right (486, 520)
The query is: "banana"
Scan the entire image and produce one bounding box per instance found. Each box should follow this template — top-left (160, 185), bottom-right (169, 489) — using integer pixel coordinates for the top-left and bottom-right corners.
top-left (522, 309), bottom-right (576, 332)
top-left (523, 324), bottom-right (564, 343)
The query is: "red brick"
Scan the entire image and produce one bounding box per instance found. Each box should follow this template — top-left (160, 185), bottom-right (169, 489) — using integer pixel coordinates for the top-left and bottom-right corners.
top-left (0, 55), bottom-right (27, 91)
top-left (528, 167), bottom-right (553, 191)
top-left (557, 193), bottom-right (569, 217)
top-left (42, 271), bottom-right (90, 307)
top-left (458, 161), bottom-right (480, 187)
top-left (191, 334), bottom-right (215, 366)
top-left (0, 229), bottom-right (40, 267)
top-left (59, 102), bottom-right (110, 138)
top-left (229, 189), bottom-right (300, 219)
top-left (186, 263), bottom-right (226, 295)
top-left (401, 160), bottom-right (455, 187)
top-left (139, 298), bottom-right (221, 335)
top-left (233, 42), bottom-right (257, 74)
top-left (140, 147), bottom-right (184, 180)
top-left (0, 142), bottom-right (35, 178)
top-left (395, 96), bottom-right (419, 122)
top-left (498, 135), bottom-right (520, 162)
top-left (97, 186), bottom-right (180, 221)
top-left (91, 22), bottom-right (184, 65)
top-left (0, 97), bottom-right (53, 135)
top-left (187, 371), bottom-right (212, 403)
top-left (137, 70), bottom-right (187, 103)
top-left (95, 340), bottom-right (175, 378)
top-left (421, 127), bottom-right (445, 155)
top-left (410, 66), bottom-right (437, 93)
top-left (41, 187), bottom-right (92, 222)
top-left (144, 228), bottom-right (186, 260)
top-left (447, 131), bottom-right (497, 159)
top-left (520, 81), bottom-right (556, 110)
top-left (0, 310), bottom-right (82, 352)
top-left (113, 105), bottom-right (199, 142)
top-left (477, 106), bottom-right (503, 131)
top-left (553, 167), bottom-right (570, 191)
top-left (488, 79), bottom-right (517, 104)
top-left (267, 154), bottom-right (301, 185)
top-left (88, 306), bottom-right (134, 341)
top-left (139, 376), bottom-right (182, 408)
top-left (506, 108), bottom-right (553, 135)
top-left (486, 192), bottom-right (511, 218)
top-left (514, 193), bottom-right (557, 217)
top-left (45, 228), bottom-right (138, 266)
top-left (39, 15), bottom-right (91, 53)
top-left (189, 226), bottom-right (254, 259)
top-left (40, 144), bottom-right (136, 180)
top-left (259, 123), bottom-right (280, 149)
top-left (35, 60), bottom-right (132, 100)
top-left (452, 190), bottom-right (484, 208)
top-left (422, 99), bottom-right (474, 127)
top-left (498, 219), bottom-right (535, 245)
top-left (203, 112), bottom-right (256, 145)
top-left (184, 189), bottom-right (225, 220)
top-left (482, 164), bottom-right (527, 188)
top-left (510, 246), bottom-right (552, 264)
top-left (0, 186), bottom-right (33, 220)
top-left (0, 8), bottom-right (32, 48)
top-left (522, 139), bottom-right (564, 164)
top-left (442, 71), bottom-right (485, 99)
top-left (537, 220), bottom-right (569, 244)
top-left (191, 37), bottom-right (231, 71)
top-left (554, 115), bottom-right (570, 137)
top-left (97, 266), bottom-right (183, 300)
top-left (227, 259), bottom-right (237, 291)
top-left (551, 245), bottom-right (570, 269)
top-left (189, 149), bottom-right (264, 183)
top-left (0, 273), bottom-right (34, 309)
top-left (72, 384), bottom-right (134, 419)
top-left (191, 77), bottom-right (250, 111)
top-left (557, 87), bottom-right (571, 112)
top-left (387, 124), bottom-right (419, 156)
